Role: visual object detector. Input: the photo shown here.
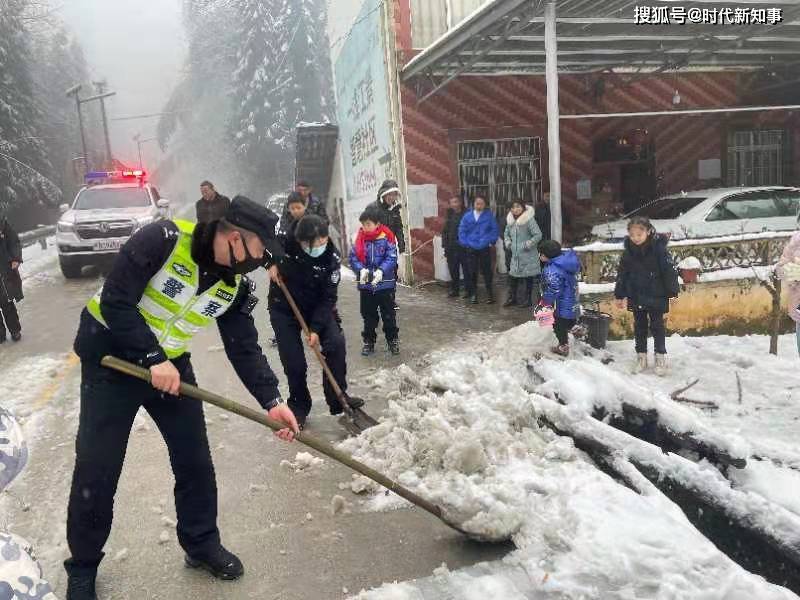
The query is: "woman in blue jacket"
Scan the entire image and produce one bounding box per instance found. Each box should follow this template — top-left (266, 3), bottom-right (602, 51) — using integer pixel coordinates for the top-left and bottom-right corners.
top-left (458, 195), bottom-right (499, 304)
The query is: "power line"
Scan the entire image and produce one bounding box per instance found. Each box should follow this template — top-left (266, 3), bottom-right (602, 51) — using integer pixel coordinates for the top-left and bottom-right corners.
top-left (329, 0), bottom-right (385, 50)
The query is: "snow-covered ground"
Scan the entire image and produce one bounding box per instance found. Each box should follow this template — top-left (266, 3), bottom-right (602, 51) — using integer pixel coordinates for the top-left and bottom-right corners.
top-left (19, 237), bottom-right (58, 288)
top-left (344, 325), bottom-right (800, 599)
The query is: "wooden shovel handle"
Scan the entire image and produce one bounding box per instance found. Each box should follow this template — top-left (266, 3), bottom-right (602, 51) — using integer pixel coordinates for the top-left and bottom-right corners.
top-left (274, 276), bottom-right (346, 400)
top-left (100, 356), bottom-right (445, 522)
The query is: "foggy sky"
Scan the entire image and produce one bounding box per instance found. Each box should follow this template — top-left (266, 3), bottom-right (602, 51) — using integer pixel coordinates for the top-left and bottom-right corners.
top-left (59, 0), bottom-right (186, 169)
top-left (57, 0), bottom-right (362, 170)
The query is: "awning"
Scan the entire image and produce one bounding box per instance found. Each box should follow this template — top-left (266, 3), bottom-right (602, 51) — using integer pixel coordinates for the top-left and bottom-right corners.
top-left (403, 0), bottom-right (800, 102)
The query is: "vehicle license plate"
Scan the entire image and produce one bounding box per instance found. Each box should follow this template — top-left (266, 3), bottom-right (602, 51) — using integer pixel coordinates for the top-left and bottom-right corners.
top-left (93, 239), bottom-right (125, 251)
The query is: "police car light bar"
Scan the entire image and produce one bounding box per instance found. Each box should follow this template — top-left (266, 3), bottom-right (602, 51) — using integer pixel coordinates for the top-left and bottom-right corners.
top-left (84, 170), bottom-right (146, 183)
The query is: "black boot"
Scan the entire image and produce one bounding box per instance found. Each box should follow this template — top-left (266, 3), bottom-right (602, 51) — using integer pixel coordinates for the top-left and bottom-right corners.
top-left (524, 277), bottom-right (537, 308)
top-left (361, 342), bottom-right (375, 356)
top-left (485, 288), bottom-right (495, 304)
top-left (11, 331), bottom-right (21, 342)
top-left (503, 278), bottom-right (519, 307)
top-left (185, 545), bottom-right (244, 580)
top-left (469, 294), bottom-right (479, 304)
top-left (388, 339), bottom-right (400, 356)
top-left (66, 571), bottom-right (97, 600)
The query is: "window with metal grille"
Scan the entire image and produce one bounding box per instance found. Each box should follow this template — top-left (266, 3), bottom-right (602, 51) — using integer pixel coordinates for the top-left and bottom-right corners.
top-left (726, 130), bottom-right (788, 187)
top-left (457, 137), bottom-right (543, 218)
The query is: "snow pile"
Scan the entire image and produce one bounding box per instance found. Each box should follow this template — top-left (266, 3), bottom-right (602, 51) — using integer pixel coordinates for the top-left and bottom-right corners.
top-left (345, 323), bottom-right (799, 599)
top-left (20, 236), bottom-right (58, 285)
top-left (280, 451), bottom-right (324, 473)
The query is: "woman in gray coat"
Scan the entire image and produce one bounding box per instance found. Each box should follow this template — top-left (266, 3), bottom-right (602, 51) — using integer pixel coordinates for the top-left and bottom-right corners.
top-left (503, 200), bottom-right (543, 307)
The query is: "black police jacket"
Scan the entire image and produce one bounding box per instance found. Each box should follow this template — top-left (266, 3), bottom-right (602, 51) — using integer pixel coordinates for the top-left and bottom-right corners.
top-left (268, 236), bottom-right (341, 334)
top-left (73, 220), bottom-right (282, 409)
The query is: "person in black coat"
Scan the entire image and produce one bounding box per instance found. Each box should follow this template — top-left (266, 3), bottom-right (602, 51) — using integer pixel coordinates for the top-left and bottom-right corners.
top-left (371, 179), bottom-right (405, 254)
top-left (442, 196), bottom-right (466, 297)
top-left (0, 214), bottom-right (23, 342)
top-left (614, 217), bottom-right (680, 376)
top-left (267, 215), bottom-right (358, 428)
top-left (535, 193), bottom-right (552, 241)
top-left (196, 181), bottom-right (231, 224)
top-left (278, 181), bottom-right (328, 235)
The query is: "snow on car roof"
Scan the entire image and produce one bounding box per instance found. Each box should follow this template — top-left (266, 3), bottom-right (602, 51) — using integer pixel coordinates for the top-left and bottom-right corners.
top-left (662, 185), bottom-right (799, 200)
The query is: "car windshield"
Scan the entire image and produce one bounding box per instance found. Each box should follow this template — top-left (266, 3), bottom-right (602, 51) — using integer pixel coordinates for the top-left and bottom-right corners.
top-left (627, 196), bottom-right (706, 220)
top-left (75, 187), bottom-right (151, 210)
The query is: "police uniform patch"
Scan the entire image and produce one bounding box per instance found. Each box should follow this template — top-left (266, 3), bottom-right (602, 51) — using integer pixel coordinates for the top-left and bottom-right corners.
top-left (215, 289), bottom-right (235, 302)
top-left (331, 270), bottom-right (341, 284)
top-left (172, 263), bottom-right (193, 278)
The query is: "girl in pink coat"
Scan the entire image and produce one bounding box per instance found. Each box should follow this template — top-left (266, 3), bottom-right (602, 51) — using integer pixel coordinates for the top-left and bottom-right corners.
top-left (776, 229), bottom-right (800, 355)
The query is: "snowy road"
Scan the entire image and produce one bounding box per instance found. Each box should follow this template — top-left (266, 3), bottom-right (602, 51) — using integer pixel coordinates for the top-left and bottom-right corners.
top-left (0, 245), bottom-right (521, 600)
top-left (3, 241), bottom-right (800, 599)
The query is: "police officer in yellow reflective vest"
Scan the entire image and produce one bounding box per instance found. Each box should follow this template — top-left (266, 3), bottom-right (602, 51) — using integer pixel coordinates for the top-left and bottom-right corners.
top-left (64, 196), bottom-right (299, 600)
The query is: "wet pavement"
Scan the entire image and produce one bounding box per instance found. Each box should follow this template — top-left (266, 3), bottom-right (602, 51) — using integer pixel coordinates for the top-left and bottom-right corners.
top-left (0, 261), bottom-right (528, 599)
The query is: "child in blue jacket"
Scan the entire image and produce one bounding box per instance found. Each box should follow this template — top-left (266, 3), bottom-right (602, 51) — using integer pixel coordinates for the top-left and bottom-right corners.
top-left (537, 240), bottom-right (581, 356)
top-left (349, 207), bottom-right (400, 356)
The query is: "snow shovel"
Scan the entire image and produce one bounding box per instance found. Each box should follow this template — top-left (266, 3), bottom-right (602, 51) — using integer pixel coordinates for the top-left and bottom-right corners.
top-left (100, 356), bottom-right (508, 544)
top-left (274, 278), bottom-right (378, 435)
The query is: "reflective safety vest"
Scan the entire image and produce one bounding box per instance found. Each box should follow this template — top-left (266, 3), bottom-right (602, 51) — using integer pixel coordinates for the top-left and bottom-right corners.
top-left (87, 219), bottom-right (241, 359)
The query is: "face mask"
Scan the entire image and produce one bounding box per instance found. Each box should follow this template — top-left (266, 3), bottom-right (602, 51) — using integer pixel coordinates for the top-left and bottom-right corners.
top-left (228, 238), bottom-right (264, 275)
top-left (304, 243), bottom-right (327, 258)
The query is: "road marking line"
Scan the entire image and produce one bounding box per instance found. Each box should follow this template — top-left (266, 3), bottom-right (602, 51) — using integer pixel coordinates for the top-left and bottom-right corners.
top-left (32, 352), bottom-right (80, 411)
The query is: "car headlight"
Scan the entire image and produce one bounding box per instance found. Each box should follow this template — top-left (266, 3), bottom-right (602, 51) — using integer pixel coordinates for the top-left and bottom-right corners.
top-left (57, 221), bottom-right (74, 233)
top-left (134, 218), bottom-right (154, 231)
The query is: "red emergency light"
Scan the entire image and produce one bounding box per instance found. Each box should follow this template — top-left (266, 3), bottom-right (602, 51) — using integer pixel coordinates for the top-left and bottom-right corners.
top-left (121, 169), bottom-right (145, 178)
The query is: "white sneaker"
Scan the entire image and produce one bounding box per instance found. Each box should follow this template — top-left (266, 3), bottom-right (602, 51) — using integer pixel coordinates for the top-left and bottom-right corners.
top-left (631, 353), bottom-right (648, 374)
top-left (654, 354), bottom-right (668, 377)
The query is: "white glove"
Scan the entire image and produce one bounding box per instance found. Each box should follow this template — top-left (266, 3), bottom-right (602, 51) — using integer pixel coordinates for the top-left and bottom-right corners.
top-left (372, 269), bottom-right (383, 285)
top-left (359, 269), bottom-right (370, 284)
top-left (783, 261), bottom-right (800, 282)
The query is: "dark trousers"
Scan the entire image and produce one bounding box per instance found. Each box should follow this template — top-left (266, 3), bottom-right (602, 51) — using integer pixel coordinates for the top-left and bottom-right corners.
top-left (0, 300), bottom-right (20, 339)
top-left (633, 309), bottom-right (667, 354)
top-left (270, 308), bottom-right (347, 419)
top-left (445, 247), bottom-right (465, 293)
top-left (508, 276), bottom-right (541, 304)
top-left (465, 248), bottom-right (493, 296)
top-left (360, 289), bottom-right (398, 344)
top-left (66, 358), bottom-right (218, 574)
top-left (553, 317), bottom-right (576, 346)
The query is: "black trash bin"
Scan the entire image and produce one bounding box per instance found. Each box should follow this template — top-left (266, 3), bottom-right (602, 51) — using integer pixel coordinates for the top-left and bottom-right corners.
top-left (580, 308), bottom-right (612, 349)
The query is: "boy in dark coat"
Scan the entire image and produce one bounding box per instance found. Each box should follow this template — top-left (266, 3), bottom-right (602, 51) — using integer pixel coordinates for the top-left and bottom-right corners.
top-left (614, 217), bottom-right (680, 376)
top-left (349, 207), bottom-right (400, 356)
top-left (0, 215), bottom-right (23, 342)
top-left (442, 196), bottom-right (466, 298)
top-left (371, 180), bottom-right (405, 254)
top-left (537, 240), bottom-right (581, 356)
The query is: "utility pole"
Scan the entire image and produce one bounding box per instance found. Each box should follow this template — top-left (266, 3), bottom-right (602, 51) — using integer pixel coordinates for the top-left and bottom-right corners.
top-left (66, 82), bottom-right (117, 174)
top-left (133, 133), bottom-right (158, 169)
top-left (94, 80), bottom-right (114, 167)
top-left (65, 84), bottom-right (89, 174)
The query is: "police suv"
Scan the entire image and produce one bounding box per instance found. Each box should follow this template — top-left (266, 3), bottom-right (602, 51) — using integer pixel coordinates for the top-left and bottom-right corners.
top-left (57, 170), bottom-right (170, 278)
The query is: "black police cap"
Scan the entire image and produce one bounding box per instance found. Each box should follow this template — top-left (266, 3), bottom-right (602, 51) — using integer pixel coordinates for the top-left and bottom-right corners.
top-left (225, 195), bottom-right (282, 259)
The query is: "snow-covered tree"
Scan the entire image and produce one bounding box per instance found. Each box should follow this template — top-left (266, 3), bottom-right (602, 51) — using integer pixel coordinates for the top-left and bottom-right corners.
top-left (31, 24), bottom-right (94, 204)
top-left (230, 0), bottom-right (334, 187)
top-left (0, 0), bottom-right (59, 213)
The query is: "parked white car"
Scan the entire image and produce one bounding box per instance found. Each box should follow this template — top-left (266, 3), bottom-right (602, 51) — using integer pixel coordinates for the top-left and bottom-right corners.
top-left (591, 186), bottom-right (800, 242)
top-left (56, 171), bottom-right (170, 278)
